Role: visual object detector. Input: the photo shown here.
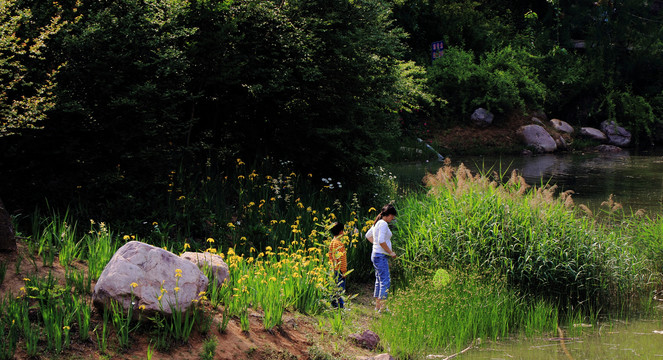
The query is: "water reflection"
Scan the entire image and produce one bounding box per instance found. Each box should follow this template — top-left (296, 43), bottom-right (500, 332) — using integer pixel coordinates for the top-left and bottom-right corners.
top-left (391, 149), bottom-right (663, 215)
top-left (457, 318), bottom-right (663, 360)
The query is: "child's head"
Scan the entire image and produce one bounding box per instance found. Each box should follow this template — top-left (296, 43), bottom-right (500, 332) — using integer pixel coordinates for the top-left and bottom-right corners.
top-left (330, 222), bottom-right (344, 237)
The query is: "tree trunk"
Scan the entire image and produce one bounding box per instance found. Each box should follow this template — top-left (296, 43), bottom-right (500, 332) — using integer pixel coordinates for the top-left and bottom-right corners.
top-left (0, 197), bottom-right (16, 251)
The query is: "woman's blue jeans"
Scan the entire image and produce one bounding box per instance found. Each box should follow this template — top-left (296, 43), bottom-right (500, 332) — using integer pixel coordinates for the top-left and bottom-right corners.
top-left (372, 253), bottom-right (390, 299)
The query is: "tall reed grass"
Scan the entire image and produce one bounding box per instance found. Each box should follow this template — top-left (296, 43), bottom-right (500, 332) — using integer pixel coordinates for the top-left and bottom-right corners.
top-left (393, 161), bottom-right (653, 312)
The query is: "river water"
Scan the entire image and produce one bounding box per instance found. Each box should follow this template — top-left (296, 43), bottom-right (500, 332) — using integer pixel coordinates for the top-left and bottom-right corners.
top-left (456, 317), bottom-right (663, 359)
top-left (391, 147), bottom-right (663, 216)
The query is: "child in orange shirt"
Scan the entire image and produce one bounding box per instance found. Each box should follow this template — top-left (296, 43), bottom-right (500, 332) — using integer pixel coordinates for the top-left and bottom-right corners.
top-left (328, 222), bottom-right (347, 309)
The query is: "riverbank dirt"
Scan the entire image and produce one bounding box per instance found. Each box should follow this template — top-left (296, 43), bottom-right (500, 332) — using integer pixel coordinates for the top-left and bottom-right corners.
top-left (431, 111), bottom-right (532, 155)
top-left (0, 243), bottom-right (380, 360)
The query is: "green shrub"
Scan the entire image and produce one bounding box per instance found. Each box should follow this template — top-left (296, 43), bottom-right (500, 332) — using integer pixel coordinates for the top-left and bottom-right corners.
top-left (597, 88), bottom-right (656, 145)
top-left (428, 46), bottom-right (547, 125)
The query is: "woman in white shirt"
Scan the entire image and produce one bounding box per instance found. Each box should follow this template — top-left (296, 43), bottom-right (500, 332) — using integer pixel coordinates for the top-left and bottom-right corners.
top-left (365, 203), bottom-right (397, 313)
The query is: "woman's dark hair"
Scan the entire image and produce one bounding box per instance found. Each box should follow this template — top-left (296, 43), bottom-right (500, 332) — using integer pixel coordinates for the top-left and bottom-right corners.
top-left (330, 222), bottom-right (344, 237)
top-left (373, 204), bottom-right (397, 225)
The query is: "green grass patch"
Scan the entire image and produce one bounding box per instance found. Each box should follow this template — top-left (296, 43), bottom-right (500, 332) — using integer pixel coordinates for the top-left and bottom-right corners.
top-left (374, 271), bottom-right (558, 357)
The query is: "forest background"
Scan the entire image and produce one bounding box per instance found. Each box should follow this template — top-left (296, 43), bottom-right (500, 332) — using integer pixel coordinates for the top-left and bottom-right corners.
top-left (1, 0), bottom-right (663, 229)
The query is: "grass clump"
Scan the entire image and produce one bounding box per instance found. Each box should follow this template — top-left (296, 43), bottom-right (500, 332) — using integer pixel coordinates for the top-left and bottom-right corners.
top-left (393, 161), bottom-right (652, 312)
top-left (374, 271), bottom-right (558, 357)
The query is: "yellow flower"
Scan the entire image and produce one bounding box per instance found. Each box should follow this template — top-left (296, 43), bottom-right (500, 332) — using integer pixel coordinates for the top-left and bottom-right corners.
top-left (265, 246), bottom-right (272, 251)
top-left (177, 195), bottom-right (185, 201)
top-left (131, 282), bottom-right (138, 288)
top-left (238, 175), bottom-right (245, 180)
top-left (207, 238), bottom-right (215, 243)
top-left (63, 326), bottom-right (70, 330)
top-left (174, 287), bottom-right (180, 293)
top-left (139, 305), bottom-right (146, 310)
top-left (308, 173), bottom-right (312, 177)
top-left (183, 243), bottom-right (191, 249)
top-left (368, 207), bottom-right (376, 212)
top-left (227, 222), bottom-right (235, 228)
top-left (123, 235), bottom-right (130, 240)
top-left (23, 278), bottom-right (30, 282)
top-left (152, 221), bottom-right (158, 226)
top-left (240, 236), bottom-right (247, 241)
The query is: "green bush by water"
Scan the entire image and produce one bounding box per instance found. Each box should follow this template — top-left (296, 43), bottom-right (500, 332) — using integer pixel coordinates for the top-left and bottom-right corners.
top-left (393, 162), bottom-right (652, 311)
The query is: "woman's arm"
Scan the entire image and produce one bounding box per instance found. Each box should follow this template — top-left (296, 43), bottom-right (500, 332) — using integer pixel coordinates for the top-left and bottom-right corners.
top-left (380, 242), bottom-right (396, 257)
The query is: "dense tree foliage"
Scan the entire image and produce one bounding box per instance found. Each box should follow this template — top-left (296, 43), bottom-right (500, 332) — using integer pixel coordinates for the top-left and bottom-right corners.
top-left (0, 0), bottom-right (662, 222)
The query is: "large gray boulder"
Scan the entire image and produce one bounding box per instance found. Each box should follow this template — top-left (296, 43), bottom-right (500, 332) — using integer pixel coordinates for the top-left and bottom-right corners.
top-left (550, 119), bottom-right (574, 134)
top-left (470, 108), bottom-right (494, 128)
top-left (180, 251), bottom-right (229, 287)
top-left (600, 120), bottom-right (631, 147)
top-left (516, 124), bottom-right (557, 153)
top-left (579, 127), bottom-right (607, 142)
top-left (93, 241), bottom-right (208, 315)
